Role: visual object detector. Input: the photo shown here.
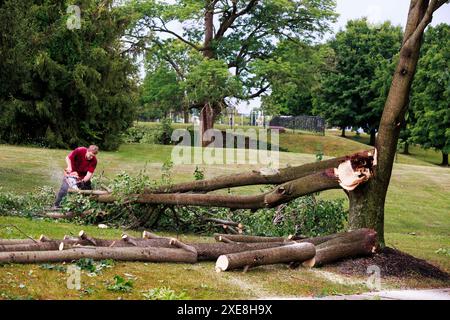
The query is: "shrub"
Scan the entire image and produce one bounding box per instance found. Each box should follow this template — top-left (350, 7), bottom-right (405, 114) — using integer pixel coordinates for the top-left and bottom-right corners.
top-left (0, 186), bottom-right (54, 216)
top-left (122, 120), bottom-right (174, 145)
top-left (0, 167), bottom-right (347, 237)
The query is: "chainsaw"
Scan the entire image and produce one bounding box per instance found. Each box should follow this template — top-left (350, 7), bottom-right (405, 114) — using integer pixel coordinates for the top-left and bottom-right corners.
top-left (64, 169), bottom-right (80, 190)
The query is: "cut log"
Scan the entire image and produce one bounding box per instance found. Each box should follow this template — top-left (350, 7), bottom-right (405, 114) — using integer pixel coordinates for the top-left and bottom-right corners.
top-left (214, 233), bottom-right (298, 243)
top-left (0, 247), bottom-right (197, 264)
top-left (216, 235), bottom-right (234, 243)
top-left (169, 238), bottom-right (197, 255)
top-left (215, 242), bottom-right (316, 272)
top-left (121, 234), bottom-right (139, 246)
top-left (78, 230), bottom-right (97, 246)
top-left (0, 242), bottom-right (60, 252)
top-left (39, 235), bottom-right (51, 242)
top-left (315, 228), bottom-right (376, 249)
top-left (306, 230), bottom-right (377, 267)
top-left (142, 231), bottom-right (162, 239)
top-left (0, 239), bottom-right (36, 245)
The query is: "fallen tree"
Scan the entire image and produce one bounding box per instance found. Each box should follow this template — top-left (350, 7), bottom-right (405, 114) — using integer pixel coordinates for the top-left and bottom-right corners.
top-left (0, 229), bottom-right (377, 267)
top-left (215, 242), bottom-right (316, 272)
top-left (69, 150), bottom-right (376, 211)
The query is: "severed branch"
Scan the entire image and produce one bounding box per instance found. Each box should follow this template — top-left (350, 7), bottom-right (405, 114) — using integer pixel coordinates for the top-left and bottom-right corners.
top-left (146, 150), bottom-right (375, 194)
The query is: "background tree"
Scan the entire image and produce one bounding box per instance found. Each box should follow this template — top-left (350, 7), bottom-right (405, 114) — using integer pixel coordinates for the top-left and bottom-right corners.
top-left (0, 0), bottom-right (137, 150)
top-left (139, 65), bottom-right (184, 121)
top-left (313, 19), bottom-right (403, 142)
top-left (410, 24), bottom-right (449, 165)
top-left (138, 38), bottom-right (202, 122)
top-left (129, 0), bottom-right (337, 140)
top-left (256, 41), bottom-right (333, 117)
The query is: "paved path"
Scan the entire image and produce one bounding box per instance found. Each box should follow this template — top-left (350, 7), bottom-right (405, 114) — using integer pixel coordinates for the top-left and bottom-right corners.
top-left (262, 288), bottom-right (450, 300)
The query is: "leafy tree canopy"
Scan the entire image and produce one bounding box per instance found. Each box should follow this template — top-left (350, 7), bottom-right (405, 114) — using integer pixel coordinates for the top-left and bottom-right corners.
top-left (313, 18), bottom-right (402, 140)
top-left (410, 23), bottom-right (450, 164)
top-left (0, 0), bottom-right (138, 150)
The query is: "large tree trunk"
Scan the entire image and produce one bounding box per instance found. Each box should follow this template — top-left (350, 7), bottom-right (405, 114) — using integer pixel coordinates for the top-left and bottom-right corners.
top-left (0, 247), bottom-right (198, 264)
top-left (198, 1), bottom-right (216, 147)
top-left (348, 0), bottom-right (447, 245)
top-left (200, 103), bottom-right (215, 147)
top-left (215, 243), bottom-right (316, 272)
top-left (442, 152), bottom-right (448, 166)
top-left (402, 141), bottom-right (410, 154)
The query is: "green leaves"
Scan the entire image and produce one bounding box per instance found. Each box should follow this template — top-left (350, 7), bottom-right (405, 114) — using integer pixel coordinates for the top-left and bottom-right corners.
top-left (313, 18), bottom-right (402, 133)
top-left (0, 0), bottom-right (138, 150)
top-left (131, 0), bottom-right (338, 118)
top-left (410, 24), bottom-right (450, 160)
top-left (142, 287), bottom-right (189, 300)
top-left (183, 59), bottom-right (242, 105)
top-left (107, 275), bottom-right (133, 293)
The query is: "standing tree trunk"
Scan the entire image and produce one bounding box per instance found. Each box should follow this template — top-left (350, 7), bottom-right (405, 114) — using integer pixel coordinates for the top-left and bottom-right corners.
top-left (348, 0), bottom-right (447, 245)
top-left (402, 141), bottom-right (410, 154)
top-left (341, 127), bottom-right (346, 137)
top-left (200, 103), bottom-right (215, 147)
top-left (442, 152), bottom-right (449, 166)
top-left (199, 1), bottom-right (216, 147)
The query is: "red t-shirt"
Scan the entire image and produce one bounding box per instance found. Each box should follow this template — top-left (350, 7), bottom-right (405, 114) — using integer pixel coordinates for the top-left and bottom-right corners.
top-left (68, 147), bottom-right (97, 178)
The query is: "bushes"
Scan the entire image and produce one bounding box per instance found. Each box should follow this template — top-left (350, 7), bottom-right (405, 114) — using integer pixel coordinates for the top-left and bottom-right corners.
top-left (0, 168), bottom-right (347, 237)
top-left (122, 120), bottom-right (174, 145)
top-left (170, 195), bottom-right (347, 237)
top-left (0, 186), bottom-right (54, 216)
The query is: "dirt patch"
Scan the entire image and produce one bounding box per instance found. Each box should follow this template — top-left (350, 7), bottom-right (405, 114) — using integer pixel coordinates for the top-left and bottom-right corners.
top-left (330, 247), bottom-right (450, 281)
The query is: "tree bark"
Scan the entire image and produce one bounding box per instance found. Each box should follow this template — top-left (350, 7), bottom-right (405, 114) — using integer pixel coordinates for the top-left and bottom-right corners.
top-left (0, 247), bottom-right (198, 264)
top-left (442, 152), bottom-right (448, 166)
top-left (214, 233), bottom-right (302, 243)
top-left (215, 242), bottom-right (316, 272)
top-left (95, 170), bottom-right (342, 209)
top-left (0, 239), bottom-right (36, 245)
top-left (315, 228), bottom-right (377, 250)
top-left (310, 233), bottom-right (377, 267)
top-left (200, 103), bottom-right (215, 147)
top-left (402, 141), bottom-right (410, 155)
top-left (147, 150), bottom-right (374, 194)
top-left (348, 0), bottom-right (447, 245)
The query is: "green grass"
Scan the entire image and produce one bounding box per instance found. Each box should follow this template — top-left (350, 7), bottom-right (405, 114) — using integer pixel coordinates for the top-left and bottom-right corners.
top-left (0, 132), bottom-right (449, 299)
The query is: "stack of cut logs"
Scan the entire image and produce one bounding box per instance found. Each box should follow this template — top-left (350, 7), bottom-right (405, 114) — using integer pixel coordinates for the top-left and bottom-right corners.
top-left (0, 228), bottom-right (377, 272)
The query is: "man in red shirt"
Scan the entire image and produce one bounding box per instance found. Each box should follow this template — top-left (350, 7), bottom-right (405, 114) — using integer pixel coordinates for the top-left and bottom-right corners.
top-left (54, 145), bottom-right (99, 207)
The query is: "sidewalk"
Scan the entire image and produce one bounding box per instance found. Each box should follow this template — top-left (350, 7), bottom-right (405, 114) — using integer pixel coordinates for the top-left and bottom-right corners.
top-left (262, 288), bottom-right (450, 300)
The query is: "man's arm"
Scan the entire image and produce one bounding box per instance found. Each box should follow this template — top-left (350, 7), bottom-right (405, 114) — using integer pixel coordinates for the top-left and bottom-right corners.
top-left (65, 156), bottom-right (73, 173)
top-left (82, 171), bottom-right (93, 183)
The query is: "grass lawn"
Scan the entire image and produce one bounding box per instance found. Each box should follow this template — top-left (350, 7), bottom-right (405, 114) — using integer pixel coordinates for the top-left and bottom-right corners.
top-left (0, 132), bottom-right (449, 299)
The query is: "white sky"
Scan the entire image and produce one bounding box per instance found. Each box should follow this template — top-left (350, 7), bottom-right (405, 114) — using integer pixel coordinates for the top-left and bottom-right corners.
top-left (237, 0), bottom-right (450, 114)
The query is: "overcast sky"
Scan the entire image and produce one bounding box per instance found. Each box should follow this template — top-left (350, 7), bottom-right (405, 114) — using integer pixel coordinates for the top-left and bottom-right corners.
top-left (238, 0), bottom-right (450, 114)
